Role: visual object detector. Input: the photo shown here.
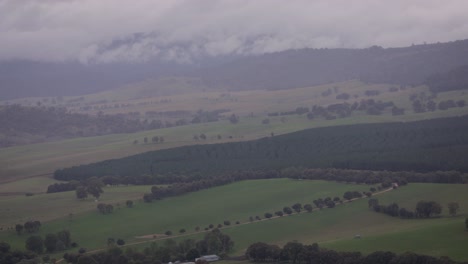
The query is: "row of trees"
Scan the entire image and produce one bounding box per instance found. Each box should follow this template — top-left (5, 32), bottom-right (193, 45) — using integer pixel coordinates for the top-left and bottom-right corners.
top-left (62, 229), bottom-right (233, 264)
top-left (133, 135), bottom-right (165, 145)
top-left (97, 203), bottom-right (114, 214)
top-left (368, 199), bottom-right (457, 219)
top-left (15, 221), bottom-right (41, 235)
top-left (0, 104), bottom-right (166, 147)
top-left (245, 241), bottom-right (464, 264)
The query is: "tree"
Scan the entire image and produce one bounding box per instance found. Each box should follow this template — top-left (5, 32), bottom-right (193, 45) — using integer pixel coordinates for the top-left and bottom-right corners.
top-left (44, 233), bottom-right (58, 252)
top-left (448, 202), bottom-right (459, 216)
top-left (283, 206), bottom-right (293, 215)
top-left (200, 133), bottom-right (207, 140)
top-left (199, 229), bottom-right (233, 255)
top-left (126, 200), bottom-right (134, 208)
top-left (264, 212), bottom-right (273, 219)
top-left (223, 220), bottom-right (231, 226)
top-left (24, 220), bottom-right (41, 233)
top-left (152, 136), bottom-right (159, 143)
top-left (303, 204), bottom-right (313, 212)
top-left (282, 241), bottom-right (303, 264)
top-left (165, 231), bottom-right (172, 236)
top-left (105, 204), bottom-right (114, 214)
top-left (116, 239), bottom-right (125, 246)
top-left (143, 193), bottom-right (153, 203)
top-left (229, 114), bottom-right (239, 124)
top-left (15, 224), bottom-right (24, 235)
top-left (416, 201), bottom-right (442, 218)
top-left (86, 179), bottom-right (103, 200)
top-left (292, 203), bottom-right (302, 213)
top-left (26, 235), bottom-right (44, 253)
top-left (180, 228), bottom-right (186, 234)
top-left (75, 186), bottom-right (88, 200)
top-left (107, 238), bottom-right (115, 247)
top-left (186, 248), bottom-right (201, 261)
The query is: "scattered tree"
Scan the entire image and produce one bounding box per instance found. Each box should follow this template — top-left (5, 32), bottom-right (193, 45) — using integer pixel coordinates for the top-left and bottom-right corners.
top-left (126, 200), bottom-right (134, 208)
top-left (15, 224), bottom-right (24, 235)
top-left (448, 202), bottom-right (459, 216)
top-left (116, 239), bottom-right (125, 246)
top-left (75, 186), bottom-right (88, 200)
top-left (25, 235), bottom-right (44, 253)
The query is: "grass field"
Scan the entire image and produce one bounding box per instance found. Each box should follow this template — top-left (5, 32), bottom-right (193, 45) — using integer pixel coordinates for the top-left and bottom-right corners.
top-left (1, 179), bottom-right (467, 261)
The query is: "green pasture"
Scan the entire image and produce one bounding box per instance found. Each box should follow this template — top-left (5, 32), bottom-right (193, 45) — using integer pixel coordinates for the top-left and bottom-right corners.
top-left (0, 185), bottom-right (151, 227)
top-left (324, 218), bottom-right (467, 261)
top-left (0, 179), bottom-right (374, 250)
top-left (1, 179), bottom-right (467, 260)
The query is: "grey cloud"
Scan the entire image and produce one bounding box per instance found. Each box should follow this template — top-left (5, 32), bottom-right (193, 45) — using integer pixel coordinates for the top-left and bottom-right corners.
top-left (1, 0), bottom-right (468, 63)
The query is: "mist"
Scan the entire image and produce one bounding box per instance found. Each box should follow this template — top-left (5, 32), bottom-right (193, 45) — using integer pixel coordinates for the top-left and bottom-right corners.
top-left (1, 0), bottom-right (468, 64)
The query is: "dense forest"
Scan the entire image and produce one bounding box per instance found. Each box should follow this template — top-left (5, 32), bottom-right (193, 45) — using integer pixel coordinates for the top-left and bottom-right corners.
top-left (425, 65), bottom-right (468, 93)
top-left (0, 105), bottom-right (163, 147)
top-left (54, 115), bottom-right (468, 181)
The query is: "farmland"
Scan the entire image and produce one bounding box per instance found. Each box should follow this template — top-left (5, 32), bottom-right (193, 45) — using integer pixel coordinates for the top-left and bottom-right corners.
top-left (2, 80), bottom-right (468, 189)
top-left (1, 179), bottom-right (467, 261)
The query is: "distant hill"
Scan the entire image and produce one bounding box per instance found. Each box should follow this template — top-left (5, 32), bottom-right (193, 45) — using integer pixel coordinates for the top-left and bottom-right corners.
top-left (2, 39), bottom-right (468, 100)
top-left (200, 40), bottom-right (468, 91)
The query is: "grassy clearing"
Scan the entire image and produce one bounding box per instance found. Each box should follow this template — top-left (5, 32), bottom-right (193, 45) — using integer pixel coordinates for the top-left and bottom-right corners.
top-left (1, 180), bottom-right (467, 260)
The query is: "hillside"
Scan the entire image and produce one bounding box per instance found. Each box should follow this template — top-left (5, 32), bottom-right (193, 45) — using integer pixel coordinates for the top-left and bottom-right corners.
top-left (2, 40), bottom-right (468, 101)
top-left (54, 115), bottom-right (468, 182)
top-left (201, 40), bottom-right (468, 91)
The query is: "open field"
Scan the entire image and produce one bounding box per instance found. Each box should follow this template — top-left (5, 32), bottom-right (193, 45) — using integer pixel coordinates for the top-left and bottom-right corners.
top-left (1, 179), bottom-right (467, 260)
top-left (2, 102), bottom-right (467, 188)
top-left (0, 185), bottom-right (152, 227)
top-left (0, 179), bottom-right (376, 249)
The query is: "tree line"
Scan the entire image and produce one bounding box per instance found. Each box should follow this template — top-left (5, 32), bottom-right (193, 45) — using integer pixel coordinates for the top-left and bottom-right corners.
top-left (62, 229), bottom-right (233, 264)
top-left (369, 199), bottom-right (460, 219)
top-left (245, 241), bottom-right (464, 264)
top-left (0, 104), bottom-right (167, 147)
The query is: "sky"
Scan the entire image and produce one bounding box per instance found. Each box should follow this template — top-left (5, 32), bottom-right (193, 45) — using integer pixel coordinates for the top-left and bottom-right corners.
top-left (1, 0), bottom-right (468, 64)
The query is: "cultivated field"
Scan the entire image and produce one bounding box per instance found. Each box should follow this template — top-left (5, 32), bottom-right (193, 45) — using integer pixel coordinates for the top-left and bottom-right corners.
top-left (1, 179), bottom-right (467, 261)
